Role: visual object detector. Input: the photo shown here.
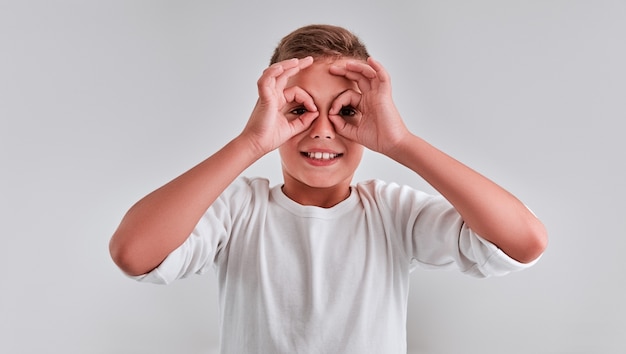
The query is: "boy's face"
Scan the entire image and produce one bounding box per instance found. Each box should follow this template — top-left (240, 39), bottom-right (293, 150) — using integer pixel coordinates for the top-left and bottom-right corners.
top-left (278, 58), bottom-right (365, 205)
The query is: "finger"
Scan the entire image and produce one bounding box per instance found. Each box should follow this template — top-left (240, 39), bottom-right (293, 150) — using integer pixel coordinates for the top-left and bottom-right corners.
top-left (284, 86), bottom-right (317, 113)
top-left (366, 57), bottom-right (391, 90)
top-left (347, 60), bottom-right (378, 91)
top-left (257, 64), bottom-right (284, 99)
top-left (289, 110), bottom-right (319, 135)
top-left (259, 58), bottom-right (298, 85)
top-left (274, 56), bottom-right (314, 90)
top-left (258, 57), bottom-right (312, 94)
top-left (328, 89), bottom-right (362, 141)
top-left (329, 89), bottom-right (361, 116)
top-left (297, 56), bottom-right (314, 69)
top-left (345, 60), bottom-right (378, 79)
top-left (272, 57), bottom-right (304, 73)
top-left (328, 113), bottom-right (358, 142)
top-left (329, 62), bottom-right (375, 92)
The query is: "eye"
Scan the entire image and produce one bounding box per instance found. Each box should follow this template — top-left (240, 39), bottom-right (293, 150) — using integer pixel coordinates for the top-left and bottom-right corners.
top-left (339, 106), bottom-right (357, 117)
top-left (289, 107), bottom-right (308, 115)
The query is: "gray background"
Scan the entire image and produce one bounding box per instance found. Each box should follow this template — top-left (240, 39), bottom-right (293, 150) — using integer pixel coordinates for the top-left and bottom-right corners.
top-left (2, 1), bottom-right (625, 353)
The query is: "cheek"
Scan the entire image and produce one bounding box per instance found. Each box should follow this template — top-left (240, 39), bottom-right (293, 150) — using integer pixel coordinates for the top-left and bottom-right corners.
top-left (278, 141), bottom-right (299, 163)
top-left (346, 143), bottom-right (364, 164)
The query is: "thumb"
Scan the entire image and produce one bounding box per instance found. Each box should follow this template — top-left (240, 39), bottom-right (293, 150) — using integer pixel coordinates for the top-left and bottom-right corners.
top-left (289, 111), bottom-right (319, 136)
top-left (328, 114), bottom-right (359, 142)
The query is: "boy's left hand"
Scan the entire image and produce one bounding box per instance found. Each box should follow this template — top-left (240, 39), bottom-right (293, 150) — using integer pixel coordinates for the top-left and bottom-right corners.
top-left (328, 57), bottom-right (410, 155)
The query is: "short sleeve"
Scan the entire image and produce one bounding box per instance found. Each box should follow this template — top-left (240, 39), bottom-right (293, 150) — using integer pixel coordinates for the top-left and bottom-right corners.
top-left (456, 224), bottom-right (541, 277)
top-left (130, 177), bottom-right (255, 284)
top-left (369, 180), bottom-right (539, 278)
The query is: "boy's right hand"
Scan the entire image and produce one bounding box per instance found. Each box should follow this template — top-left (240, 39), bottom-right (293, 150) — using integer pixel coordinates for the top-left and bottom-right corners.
top-left (241, 57), bottom-right (319, 155)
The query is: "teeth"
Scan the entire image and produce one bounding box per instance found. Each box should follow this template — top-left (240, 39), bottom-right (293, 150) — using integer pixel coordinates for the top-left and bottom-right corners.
top-left (307, 152), bottom-right (339, 160)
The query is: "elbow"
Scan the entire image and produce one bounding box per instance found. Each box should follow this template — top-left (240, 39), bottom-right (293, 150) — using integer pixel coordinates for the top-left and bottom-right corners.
top-left (516, 220), bottom-right (548, 264)
top-left (109, 233), bottom-right (154, 277)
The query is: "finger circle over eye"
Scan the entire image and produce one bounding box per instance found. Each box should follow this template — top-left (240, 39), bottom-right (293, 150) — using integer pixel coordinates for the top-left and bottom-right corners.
top-left (329, 89), bottom-right (361, 115)
top-left (284, 86), bottom-right (317, 112)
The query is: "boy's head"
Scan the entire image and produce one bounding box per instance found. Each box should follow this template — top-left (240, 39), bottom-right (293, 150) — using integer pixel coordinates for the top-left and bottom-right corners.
top-left (274, 25), bottom-right (370, 206)
top-left (270, 24), bottom-right (370, 64)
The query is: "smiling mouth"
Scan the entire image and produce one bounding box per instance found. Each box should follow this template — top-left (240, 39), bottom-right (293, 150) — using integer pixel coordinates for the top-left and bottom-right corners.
top-left (302, 152), bottom-right (343, 160)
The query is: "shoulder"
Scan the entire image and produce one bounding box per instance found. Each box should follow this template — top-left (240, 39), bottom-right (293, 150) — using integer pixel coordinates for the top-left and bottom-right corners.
top-left (212, 177), bottom-right (273, 216)
top-left (354, 179), bottom-right (438, 206)
top-left (223, 176), bottom-right (271, 198)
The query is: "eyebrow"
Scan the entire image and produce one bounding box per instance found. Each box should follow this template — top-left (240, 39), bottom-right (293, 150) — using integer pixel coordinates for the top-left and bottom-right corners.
top-left (302, 88), bottom-right (352, 103)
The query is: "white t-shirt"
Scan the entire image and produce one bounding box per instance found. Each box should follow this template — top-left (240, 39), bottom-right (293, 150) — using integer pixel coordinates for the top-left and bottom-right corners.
top-left (134, 177), bottom-right (538, 353)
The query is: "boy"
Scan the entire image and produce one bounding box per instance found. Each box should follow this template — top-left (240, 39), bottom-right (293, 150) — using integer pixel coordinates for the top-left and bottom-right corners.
top-left (109, 24), bottom-right (547, 353)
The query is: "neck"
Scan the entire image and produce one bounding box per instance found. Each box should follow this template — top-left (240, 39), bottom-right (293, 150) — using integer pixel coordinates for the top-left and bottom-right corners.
top-left (281, 181), bottom-right (352, 208)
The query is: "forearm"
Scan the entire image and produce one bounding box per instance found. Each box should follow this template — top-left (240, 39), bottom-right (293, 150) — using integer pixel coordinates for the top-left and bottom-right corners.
top-left (389, 134), bottom-right (547, 263)
top-left (109, 135), bottom-right (263, 276)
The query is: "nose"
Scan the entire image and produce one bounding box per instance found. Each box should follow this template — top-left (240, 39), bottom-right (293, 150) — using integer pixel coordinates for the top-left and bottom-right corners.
top-left (309, 112), bottom-right (335, 139)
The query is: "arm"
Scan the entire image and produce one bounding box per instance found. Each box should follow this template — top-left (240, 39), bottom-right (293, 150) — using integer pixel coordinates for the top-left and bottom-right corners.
top-left (109, 57), bottom-right (319, 276)
top-left (329, 57), bottom-right (547, 263)
top-left (389, 134), bottom-right (547, 264)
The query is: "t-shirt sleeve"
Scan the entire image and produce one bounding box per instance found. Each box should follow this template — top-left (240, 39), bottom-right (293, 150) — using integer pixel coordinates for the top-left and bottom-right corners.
top-left (129, 177), bottom-right (254, 285)
top-left (454, 224), bottom-right (541, 277)
top-left (374, 180), bottom-right (540, 278)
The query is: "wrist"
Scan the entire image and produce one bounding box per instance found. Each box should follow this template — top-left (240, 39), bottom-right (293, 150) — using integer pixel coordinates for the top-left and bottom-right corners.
top-left (234, 133), bottom-right (272, 161)
top-left (381, 129), bottom-right (415, 159)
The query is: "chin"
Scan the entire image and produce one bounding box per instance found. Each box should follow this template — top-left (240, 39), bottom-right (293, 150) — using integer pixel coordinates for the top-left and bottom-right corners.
top-left (300, 174), bottom-right (353, 190)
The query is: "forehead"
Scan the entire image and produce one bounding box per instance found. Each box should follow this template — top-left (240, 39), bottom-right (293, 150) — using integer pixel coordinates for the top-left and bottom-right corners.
top-left (287, 58), bottom-right (360, 98)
